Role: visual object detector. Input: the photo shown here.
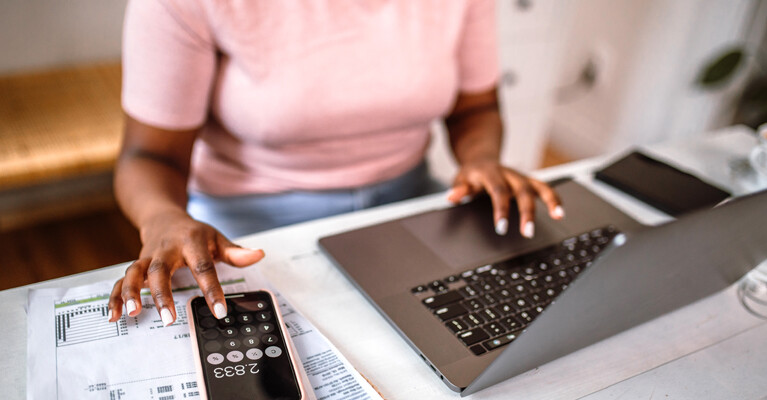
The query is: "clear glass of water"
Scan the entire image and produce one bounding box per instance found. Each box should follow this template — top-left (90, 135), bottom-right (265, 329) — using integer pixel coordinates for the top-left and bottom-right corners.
top-left (749, 123), bottom-right (767, 178)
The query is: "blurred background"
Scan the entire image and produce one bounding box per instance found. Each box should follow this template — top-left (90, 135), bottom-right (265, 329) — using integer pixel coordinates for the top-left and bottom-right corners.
top-left (1, 0), bottom-right (766, 290)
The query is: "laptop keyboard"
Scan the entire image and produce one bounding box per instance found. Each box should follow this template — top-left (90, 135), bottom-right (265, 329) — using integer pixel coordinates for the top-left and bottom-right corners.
top-left (411, 225), bottom-right (620, 356)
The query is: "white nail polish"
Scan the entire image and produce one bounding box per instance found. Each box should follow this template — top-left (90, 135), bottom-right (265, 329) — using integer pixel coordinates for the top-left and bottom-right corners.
top-left (126, 299), bottom-right (137, 315)
top-left (161, 308), bottom-right (174, 326)
top-left (495, 218), bottom-right (508, 236)
top-left (214, 302), bottom-right (227, 319)
top-left (523, 221), bottom-right (535, 238)
top-left (553, 206), bottom-right (565, 219)
top-left (459, 195), bottom-right (473, 205)
top-left (107, 309), bottom-right (113, 321)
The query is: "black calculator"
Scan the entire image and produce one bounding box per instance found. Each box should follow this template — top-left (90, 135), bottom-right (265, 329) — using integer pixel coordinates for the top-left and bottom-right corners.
top-left (187, 291), bottom-right (306, 400)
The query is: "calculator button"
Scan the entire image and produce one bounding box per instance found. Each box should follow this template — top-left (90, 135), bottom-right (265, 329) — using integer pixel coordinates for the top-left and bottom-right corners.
top-left (221, 327), bottom-right (238, 338)
top-left (226, 350), bottom-right (244, 363)
top-left (200, 318), bottom-right (217, 329)
top-left (219, 316), bottom-right (235, 326)
top-left (206, 353), bottom-right (224, 365)
top-left (255, 311), bottom-right (272, 322)
top-left (246, 348), bottom-right (263, 360)
top-left (201, 329), bottom-right (219, 340)
top-left (197, 306), bottom-right (213, 317)
top-left (204, 340), bottom-right (222, 352)
top-left (237, 301), bottom-right (268, 312)
top-left (261, 334), bottom-right (279, 345)
top-left (240, 325), bottom-right (256, 336)
top-left (243, 337), bottom-right (259, 347)
top-left (258, 323), bottom-right (275, 334)
top-left (265, 346), bottom-right (283, 358)
top-left (224, 339), bottom-right (241, 350)
top-left (237, 314), bottom-right (253, 324)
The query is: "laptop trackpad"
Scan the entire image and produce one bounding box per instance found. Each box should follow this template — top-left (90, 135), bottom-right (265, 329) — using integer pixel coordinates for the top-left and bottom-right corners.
top-left (400, 195), bottom-right (567, 271)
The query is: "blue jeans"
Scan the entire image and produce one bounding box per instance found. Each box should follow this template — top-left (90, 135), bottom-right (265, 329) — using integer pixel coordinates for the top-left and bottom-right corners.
top-left (187, 161), bottom-right (446, 238)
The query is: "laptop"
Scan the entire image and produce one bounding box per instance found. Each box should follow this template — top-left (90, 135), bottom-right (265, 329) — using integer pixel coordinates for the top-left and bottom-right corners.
top-left (318, 180), bottom-right (767, 395)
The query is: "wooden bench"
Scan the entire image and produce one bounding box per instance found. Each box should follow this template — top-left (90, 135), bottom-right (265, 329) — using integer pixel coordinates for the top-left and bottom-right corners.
top-left (0, 63), bottom-right (123, 230)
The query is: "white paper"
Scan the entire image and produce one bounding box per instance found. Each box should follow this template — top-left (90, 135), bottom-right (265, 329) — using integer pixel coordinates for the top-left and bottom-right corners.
top-left (27, 266), bottom-right (381, 400)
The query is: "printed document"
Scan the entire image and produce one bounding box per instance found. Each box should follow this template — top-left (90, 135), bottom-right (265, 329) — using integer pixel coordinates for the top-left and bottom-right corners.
top-left (27, 267), bottom-right (381, 400)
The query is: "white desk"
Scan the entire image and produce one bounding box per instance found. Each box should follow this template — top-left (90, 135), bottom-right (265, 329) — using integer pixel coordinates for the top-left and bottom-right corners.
top-left (3, 126), bottom-right (766, 399)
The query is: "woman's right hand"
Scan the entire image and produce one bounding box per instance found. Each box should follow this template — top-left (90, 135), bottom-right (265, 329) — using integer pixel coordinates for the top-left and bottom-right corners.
top-left (108, 117), bottom-right (264, 326)
top-left (106, 210), bottom-right (264, 326)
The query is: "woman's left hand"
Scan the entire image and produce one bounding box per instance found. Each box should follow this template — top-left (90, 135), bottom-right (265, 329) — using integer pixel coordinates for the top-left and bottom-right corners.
top-left (447, 159), bottom-right (564, 238)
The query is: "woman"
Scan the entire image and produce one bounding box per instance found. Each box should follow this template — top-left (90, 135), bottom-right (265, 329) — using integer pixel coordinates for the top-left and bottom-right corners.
top-left (107, 0), bottom-right (564, 326)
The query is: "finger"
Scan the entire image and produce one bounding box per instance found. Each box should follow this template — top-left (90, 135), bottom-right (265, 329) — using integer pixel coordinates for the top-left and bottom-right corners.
top-left (184, 242), bottom-right (229, 320)
top-left (450, 172), bottom-right (488, 203)
top-left (448, 173), bottom-right (474, 204)
top-left (529, 179), bottom-right (565, 219)
top-left (478, 171), bottom-right (512, 236)
top-left (506, 174), bottom-right (536, 238)
top-left (146, 257), bottom-right (177, 327)
top-left (108, 278), bottom-right (125, 322)
top-left (447, 183), bottom-right (472, 204)
top-left (121, 259), bottom-right (148, 317)
top-left (217, 234), bottom-right (265, 267)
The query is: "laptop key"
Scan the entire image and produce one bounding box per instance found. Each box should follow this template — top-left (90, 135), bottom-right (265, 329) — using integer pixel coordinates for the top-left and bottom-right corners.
top-left (518, 310), bottom-right (534, 323)
top-left (434, 303), bottom-right (469, 321)
top-left (462, 299), bottom-right (484, 311)
top-left (495, 288), bottom-right (514, 301)
top-left (446, 319), bottom-right (468, 333)
top-left (481, 293), bottom-right (499, 305)
top-left (458, 328), bottom-right (490, 346)
top-left (480, 307), bottom-right (499, 321)
top-left (497, 303), bottom-right (515, 316)
top-left (482, 331), bottom-right (520, 351)
top-left (469, 344), bottom-right (486, 356)
top-left (501, 316), bottom-right (524, 331)
top-left (411, 285), bottom-right (427, 294)
top-left (459, 285), bottom-right (478, 298)
top-left (465, 312), bottom-right (486, 326)
top-left (422, 290), bottom-right (463, 309)
top-left (485, 323), bottom-right (506, 336)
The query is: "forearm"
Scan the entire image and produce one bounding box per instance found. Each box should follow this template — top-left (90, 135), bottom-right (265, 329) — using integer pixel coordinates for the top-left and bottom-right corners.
top-left (114, 153), bottom-right (191, 239)
top-left (446, 105), bottom-right (503, 165)
top-left (114, 116), bottom-right (198, 240)
top-left (445, 89), bottom-right (503, 166)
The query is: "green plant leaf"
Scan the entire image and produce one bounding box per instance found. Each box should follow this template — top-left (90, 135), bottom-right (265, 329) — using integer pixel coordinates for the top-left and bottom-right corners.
top-left (697, 48), bottom-right (744, 88)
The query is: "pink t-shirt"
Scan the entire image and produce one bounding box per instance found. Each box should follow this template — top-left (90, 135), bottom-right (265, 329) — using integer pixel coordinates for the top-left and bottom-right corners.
top-left (122, 0), bottom-right (499, 195)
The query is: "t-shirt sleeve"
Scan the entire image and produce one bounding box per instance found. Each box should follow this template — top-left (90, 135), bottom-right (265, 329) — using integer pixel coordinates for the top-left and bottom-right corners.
top-left (456, 0), bottom-right (500, 93)
top-left (121, 0), bottom-right (216, 130)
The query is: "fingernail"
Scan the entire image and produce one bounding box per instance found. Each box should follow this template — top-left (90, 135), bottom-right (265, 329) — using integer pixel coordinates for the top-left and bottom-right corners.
top-left (552, 206), bottom-right (565, 219)
top-left (459, 195), bottom-right (473, 205)
top-left (126, 299), bottom-right (137, 315)
top-left (228, 247), bottom-right (257, 257)
top-left (495, 218), bottom-right (508, 236)
top-left (214, 302), bottom-right (227, 319)
top-left (161, 308), bottom-right (174, 326)
top-left (522, 221), bottom-right (535, 238)
top-left (107, 309), bottom-right (113, 321)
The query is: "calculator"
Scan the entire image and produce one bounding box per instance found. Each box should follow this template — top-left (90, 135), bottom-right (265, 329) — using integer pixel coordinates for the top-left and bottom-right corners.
top-left (187, 291), bottom-right (305, 400)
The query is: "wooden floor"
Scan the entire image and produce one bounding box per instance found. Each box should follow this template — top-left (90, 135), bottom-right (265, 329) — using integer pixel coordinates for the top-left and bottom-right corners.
top-left (0, 207), bottom-right (141, 290)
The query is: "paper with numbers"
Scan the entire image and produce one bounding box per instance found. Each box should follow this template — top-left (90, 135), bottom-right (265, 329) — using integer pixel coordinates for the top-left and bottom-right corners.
top-left (26, 266), bottom-right (381, 400)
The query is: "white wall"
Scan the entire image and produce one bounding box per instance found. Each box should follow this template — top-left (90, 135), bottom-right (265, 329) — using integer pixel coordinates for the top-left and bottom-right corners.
top-left (549, 0), bottom-right (763, 159)
top-left (0, 0), bottom-right (127, 74)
